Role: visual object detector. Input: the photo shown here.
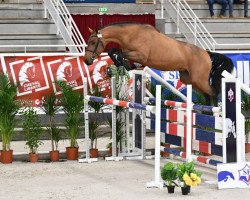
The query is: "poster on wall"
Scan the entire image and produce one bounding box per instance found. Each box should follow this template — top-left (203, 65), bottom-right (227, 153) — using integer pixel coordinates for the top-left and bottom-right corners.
top-left (0, 55), bottom-right (113, 106)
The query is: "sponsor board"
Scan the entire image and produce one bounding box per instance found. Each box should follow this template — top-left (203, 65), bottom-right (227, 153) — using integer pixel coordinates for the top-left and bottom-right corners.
top-left (0, 55), bottom-right (112, 106)
top-left (217, 162), bottom-right (250, 189)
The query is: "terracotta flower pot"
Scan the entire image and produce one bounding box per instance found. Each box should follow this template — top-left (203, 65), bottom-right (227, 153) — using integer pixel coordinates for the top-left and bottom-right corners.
top-left (50, 150), bottom-right (60, 162)
top-left (29, 153), bottom-right (38, 163)
top-left (66, 147), bottom-right (79, 160)
top-left (0, 150), bottom-right (13, 164)
top-left (245, 143), bottom-right (250, 153)
top-left (109, 147), bottom-right (119, 156)
top-left (90, 148), bottom-right (98, 158)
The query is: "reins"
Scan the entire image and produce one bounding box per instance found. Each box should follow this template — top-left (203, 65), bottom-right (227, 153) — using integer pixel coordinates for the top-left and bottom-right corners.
top-left (85, 33), bottom-right (105, 61)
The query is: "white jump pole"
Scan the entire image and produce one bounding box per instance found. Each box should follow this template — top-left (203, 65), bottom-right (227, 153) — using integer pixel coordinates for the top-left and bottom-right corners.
top-left (186, 84), bottom-right (193, 162)
top-left (146, 85), bottom-right (163, 188)
top-left (144, 67), bottom-right (187, 102)
top-left (222, 70), bottom-right (250, 95)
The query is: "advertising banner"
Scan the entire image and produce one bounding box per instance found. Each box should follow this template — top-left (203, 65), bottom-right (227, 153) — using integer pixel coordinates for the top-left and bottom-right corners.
top-left (0, 55), bottom-right (113, 106)
top-left (217, 162), bottom-right (250, 189)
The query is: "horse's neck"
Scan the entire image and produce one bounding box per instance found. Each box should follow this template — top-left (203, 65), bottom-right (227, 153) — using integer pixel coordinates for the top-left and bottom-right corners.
top-left (102, 26), bottom-right (131, 46)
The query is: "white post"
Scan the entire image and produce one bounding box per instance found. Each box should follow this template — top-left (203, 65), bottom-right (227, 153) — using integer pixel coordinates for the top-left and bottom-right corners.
top-left (222, 78), bottom-right (227, 163)
top-left (84, 78), bottom-right (90, 160)
top-left (79, 78), bottom-right (98, 163)
top-left (235, 80), bottom-right (243, 163)
top-left (241, 114), bottom-right (246, 162)
top-left (111, 77), bottom-right (117, 157)
top-left (146, 85), bottom-right (163, 188)
top-left (186, 85), bottom-right (192, 162)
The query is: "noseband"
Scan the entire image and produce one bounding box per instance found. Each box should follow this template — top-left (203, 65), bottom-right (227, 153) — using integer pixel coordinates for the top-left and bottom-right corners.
top-left (86, 33), bottom-right (105, 61)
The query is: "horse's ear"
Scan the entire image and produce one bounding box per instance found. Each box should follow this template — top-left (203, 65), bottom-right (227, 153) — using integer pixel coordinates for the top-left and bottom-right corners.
top-left (88, 27), bottom-right (94, 34)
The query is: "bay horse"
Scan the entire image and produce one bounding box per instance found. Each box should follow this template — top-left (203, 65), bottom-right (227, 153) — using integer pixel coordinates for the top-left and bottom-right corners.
top-left (84, 22), bottom-right (234, 105)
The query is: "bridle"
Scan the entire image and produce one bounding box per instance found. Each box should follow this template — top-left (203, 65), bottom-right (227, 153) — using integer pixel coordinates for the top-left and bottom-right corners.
top-left (85, 32), bottom-right (105, 61)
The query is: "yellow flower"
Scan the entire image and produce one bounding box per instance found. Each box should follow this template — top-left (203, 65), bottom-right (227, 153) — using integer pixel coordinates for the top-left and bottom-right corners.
top-left (191, 181), bottom-right (198, 186)
top-left (196, 177), bottom-right (201, 184)
top-left (190, 173), bottom-right (197, 181)
top-left (183, 173), bottom-right (189, 181)
top-left (185, 178), bottom-right (192, 186)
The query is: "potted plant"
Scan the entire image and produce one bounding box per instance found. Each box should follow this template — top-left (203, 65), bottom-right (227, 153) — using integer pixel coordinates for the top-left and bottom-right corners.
top-left (177, 161), bottom-right (202, 195)
top-left (106, 117), bottom-right (125, 156)
top-left (0, 73), bottom-right (19, 164)
top-left (161, 162), bottom-right (178, 193)
top-left (41, 93), bottom-right (61, 161)
top-left (242, 92), bottom-right (250, 153)
top-left (58, 81), bottom-right (84, 160)
top-left (88, 88), bottom-right (105, 158)
top-left (89, 119), bottom-right (100, 158)
top-left (22, 108), bottom-right (43, 163)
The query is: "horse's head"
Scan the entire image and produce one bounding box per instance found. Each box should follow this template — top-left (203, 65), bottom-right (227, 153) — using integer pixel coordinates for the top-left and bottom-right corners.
top-left (84, 28), bottom-right (105, 65)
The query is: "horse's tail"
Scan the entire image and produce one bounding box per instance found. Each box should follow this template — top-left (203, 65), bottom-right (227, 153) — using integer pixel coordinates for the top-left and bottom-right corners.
top-left (207, 51), bottom-right (234, 96)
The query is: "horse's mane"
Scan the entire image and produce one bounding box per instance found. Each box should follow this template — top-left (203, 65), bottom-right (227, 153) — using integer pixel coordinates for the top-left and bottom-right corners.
top-left (102, 21), bottom-right (158, 32)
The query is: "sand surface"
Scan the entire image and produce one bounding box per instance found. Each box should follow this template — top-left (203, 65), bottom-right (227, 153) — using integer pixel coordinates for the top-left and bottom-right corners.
top-left (1, 138), bottom-right (250, 200)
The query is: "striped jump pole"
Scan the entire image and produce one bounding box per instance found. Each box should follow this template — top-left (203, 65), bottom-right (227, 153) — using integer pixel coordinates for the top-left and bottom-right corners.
top-left (85, 96), bottom-right (155, 112)
top-left (161, 147), bottom-right (222, 166)
top-left (144, 97), bottom-right (221, 113)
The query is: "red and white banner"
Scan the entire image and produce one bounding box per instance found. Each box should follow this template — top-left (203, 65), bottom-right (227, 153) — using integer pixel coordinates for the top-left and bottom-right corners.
top-left (0, 55), bottom-right (113, 106)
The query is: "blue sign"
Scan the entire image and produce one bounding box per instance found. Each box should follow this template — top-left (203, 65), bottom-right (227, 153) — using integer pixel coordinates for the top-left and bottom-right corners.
top-left (225, 53), bottom-right (250, 87)
top-left (64, 0), bottom-right (136, 3)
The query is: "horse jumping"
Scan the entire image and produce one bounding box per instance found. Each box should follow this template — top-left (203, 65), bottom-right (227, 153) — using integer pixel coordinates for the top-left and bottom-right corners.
top-left (84, 22), bottom-right (234, 104)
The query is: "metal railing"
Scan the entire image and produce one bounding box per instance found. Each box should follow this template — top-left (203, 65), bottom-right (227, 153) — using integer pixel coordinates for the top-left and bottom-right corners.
top-left (160, 0), bottom-right (217, 51)
top-left (160, 0), bottom-right (250, 51)
top-left (44, 0), bottom-right (86, 54)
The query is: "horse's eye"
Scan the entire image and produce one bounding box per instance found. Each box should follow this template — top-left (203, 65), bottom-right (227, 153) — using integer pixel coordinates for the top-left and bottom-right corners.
top-left (90, 41), bottom-right (95, 45)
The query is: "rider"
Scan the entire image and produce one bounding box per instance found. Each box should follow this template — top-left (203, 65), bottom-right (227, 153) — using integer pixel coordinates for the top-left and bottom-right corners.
top-left (108, 48), bottom-right (142, 71)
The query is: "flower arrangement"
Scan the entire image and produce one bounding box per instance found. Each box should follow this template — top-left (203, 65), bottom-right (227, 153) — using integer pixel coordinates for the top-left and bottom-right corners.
top-left (183, 172), bottom-right (201, 187)
top-left (177, 161), bottom-right (202, 188)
